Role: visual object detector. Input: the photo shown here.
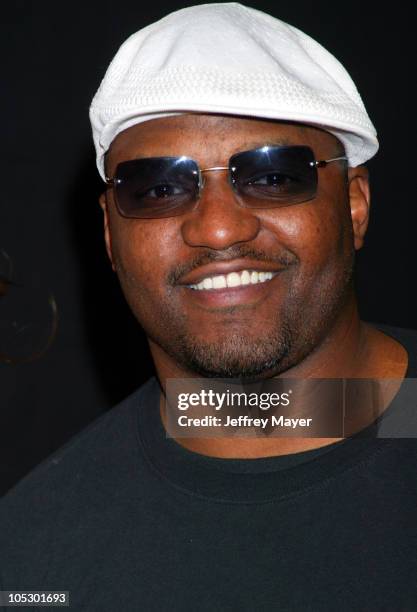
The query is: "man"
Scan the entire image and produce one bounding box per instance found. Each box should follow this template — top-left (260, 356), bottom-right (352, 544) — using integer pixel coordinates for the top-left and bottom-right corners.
top-left (1, 4), bottom-right (416, 610)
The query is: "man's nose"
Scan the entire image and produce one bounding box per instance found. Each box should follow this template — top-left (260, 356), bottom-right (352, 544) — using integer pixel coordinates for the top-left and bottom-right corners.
top-left (180, 172), bottom-right (261, 249)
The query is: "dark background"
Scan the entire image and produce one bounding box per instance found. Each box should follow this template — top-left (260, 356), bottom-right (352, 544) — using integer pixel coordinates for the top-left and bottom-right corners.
top-left (1, 1), bottom-right (415, 495)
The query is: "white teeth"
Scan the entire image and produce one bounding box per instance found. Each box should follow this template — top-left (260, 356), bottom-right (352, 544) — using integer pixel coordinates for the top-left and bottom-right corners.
top-left (189, 269), bottom-right (277, 291)
top-left (241, 270), bottom-right (251, 285)
top-left (203, 277), bottom-right (213, 290)
top-left (227, 272), bottom-right (241, 288)
top-left (212, 275), bottom-right (227, 289)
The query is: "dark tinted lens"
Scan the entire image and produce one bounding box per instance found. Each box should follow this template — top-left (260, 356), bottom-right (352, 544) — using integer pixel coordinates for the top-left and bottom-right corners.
top-left (113, 157), bottom-right (199, 218)
top-left (231, 146), bottom-right (317, 207)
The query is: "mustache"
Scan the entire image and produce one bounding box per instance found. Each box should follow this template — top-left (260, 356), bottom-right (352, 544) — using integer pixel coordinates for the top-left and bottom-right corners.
top-left (168, 246), bottom-right (298, 286)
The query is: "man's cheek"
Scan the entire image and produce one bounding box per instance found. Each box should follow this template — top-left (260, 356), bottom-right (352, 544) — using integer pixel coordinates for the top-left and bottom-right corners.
top-left (111, 230), bottom-right (153, 284)
top-left (298, 213), bottom-right (345, 262)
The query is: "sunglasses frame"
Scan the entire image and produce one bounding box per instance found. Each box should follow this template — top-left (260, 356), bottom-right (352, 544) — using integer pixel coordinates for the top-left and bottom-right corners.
top-left (104, 145), bottom-right (348, 219)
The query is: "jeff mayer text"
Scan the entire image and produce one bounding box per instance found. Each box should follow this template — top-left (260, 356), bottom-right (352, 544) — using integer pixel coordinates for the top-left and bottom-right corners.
top-left (178, 415), bottom-right (313, 428)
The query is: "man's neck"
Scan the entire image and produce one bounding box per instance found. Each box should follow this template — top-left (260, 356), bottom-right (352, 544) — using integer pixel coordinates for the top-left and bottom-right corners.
top-left (152, 299), bottom-right (408, 458)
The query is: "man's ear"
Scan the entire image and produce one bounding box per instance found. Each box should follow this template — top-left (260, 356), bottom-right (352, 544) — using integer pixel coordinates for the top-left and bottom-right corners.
top-left (99, 191), bottom-right (116, 271)
top-left (348, 165), bottom-right (371, 250)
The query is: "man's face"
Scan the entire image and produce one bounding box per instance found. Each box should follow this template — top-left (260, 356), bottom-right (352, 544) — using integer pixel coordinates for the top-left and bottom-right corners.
top-left (101, 114), bottom-right (367, 379)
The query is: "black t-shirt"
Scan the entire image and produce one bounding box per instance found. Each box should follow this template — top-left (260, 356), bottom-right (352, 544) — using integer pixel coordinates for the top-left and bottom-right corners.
top-left (1, 325), bottom-right (417, 611)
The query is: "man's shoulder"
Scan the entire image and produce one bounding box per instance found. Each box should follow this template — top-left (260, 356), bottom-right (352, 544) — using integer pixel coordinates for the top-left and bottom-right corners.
top-left (373, 322), bottom-right (417, 343)
top-left (0, 377), bottom-right (160, 584)
top-left (371, 322), bottom-right (417, 367)
top-left (0, 377), bottom-right (158, 520)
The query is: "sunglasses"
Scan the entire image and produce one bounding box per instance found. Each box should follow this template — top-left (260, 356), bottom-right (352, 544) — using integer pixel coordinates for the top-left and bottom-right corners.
top-left (105, 145), bottom-right (347, 219)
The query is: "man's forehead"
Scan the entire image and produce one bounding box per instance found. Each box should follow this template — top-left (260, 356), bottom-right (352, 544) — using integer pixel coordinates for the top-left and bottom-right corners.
top-left (105, 114), bottom-right (343, 170)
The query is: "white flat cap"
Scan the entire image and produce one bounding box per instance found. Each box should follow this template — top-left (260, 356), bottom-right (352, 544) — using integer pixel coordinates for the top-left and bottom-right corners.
top-left (90, 2), bottom-right (378, 179)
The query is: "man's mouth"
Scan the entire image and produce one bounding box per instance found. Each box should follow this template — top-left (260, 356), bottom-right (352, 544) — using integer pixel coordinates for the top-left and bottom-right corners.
top-left (174, 257), bottom-right (291, 308)
top-left (188, 269), bottom-right (277, 291)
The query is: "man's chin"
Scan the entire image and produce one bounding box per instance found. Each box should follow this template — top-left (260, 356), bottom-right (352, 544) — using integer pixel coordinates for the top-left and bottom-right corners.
top-left (167, 331), bottom-right (292, 379)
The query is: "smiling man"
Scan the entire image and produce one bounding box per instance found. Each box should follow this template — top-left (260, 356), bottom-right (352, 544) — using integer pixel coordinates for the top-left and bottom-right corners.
top-left (103, 117), bottom-right (362, 383)
top-left (1, 3), bottom-right (417, 611)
